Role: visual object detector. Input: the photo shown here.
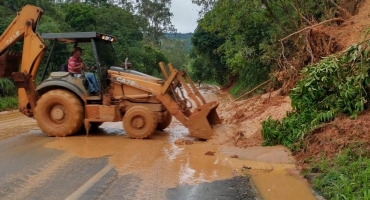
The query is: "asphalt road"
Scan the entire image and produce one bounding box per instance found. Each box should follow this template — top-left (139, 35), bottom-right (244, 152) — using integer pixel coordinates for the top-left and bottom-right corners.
top-left (0, 112), bottom-right (258, 200)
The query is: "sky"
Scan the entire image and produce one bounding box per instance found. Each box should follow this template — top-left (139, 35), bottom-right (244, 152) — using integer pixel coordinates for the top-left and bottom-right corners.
top-left (170, 0), bottom-right (200, 33)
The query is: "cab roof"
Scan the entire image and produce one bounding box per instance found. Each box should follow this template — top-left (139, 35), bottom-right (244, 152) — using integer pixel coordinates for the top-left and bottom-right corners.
top-left (41, 32), bottom-right (116, 43)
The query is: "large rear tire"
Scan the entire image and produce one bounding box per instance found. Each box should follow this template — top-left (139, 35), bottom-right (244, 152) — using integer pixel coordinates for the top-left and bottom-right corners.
top-left (34, 89), bottom-right (84, 137)
top-left (123, 106), bottom-right (157, 139)
top-left (156, 111), bottom-right (172, 130)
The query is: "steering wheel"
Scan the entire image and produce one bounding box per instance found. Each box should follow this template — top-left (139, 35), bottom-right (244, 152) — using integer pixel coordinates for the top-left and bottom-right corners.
top-left (86, 62), bottom-right (99, 72)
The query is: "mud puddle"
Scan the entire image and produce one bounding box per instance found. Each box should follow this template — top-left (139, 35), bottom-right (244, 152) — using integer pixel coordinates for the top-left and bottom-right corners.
top-left (42, 120), bottom-right (315, 199)
top-left (220, 145), bottom-right (315, 200)
top-left (1, 85), bottom-right (316, 199)
top-left (43, 85), bottom-right (315, 199)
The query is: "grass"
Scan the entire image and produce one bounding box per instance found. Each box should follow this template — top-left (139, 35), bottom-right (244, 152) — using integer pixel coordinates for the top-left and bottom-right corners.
top-left (310, 148), bottom-right (370, 200)
top-left (0, 96), bottom-right (18, 111)
top-left (0, 79), bottom-right (17, 96)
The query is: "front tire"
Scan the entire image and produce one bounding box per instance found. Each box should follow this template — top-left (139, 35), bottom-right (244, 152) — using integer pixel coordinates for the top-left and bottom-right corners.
top-left (34, 89), bottom-right (84, 137)
top-left (123, 106), bottom-right (157, 139)
top-left (156, 111), bottom-right (172, 130)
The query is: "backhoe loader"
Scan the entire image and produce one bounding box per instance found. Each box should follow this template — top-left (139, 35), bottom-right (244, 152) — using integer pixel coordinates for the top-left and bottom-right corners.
top-left (0, 5), bottom-right (220, 139)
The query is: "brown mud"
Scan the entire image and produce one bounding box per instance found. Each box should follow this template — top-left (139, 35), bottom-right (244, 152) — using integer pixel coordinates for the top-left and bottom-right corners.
top-left (42, 125), bottom-right (315, 200)
top-left (295, 111), bottom-right (370, 170)
top-left (211, 1), bottom-right (370, 189)
top-left (0, 86), bottom-right (315, 199)
top-left (293, 0), bottom-right (370, 167)
top-left (217, 3), bottom-right (370, 194)
top-left (43, 86), bottom-right (314, 199)
top-left (0, 111), bottom-right (38, 140)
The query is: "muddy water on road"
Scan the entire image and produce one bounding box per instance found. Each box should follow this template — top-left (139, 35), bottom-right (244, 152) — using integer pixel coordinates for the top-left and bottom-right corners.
top-left (0, 87), bottom-right (316, 199)
top-left (44, 87), bottom-right (315, 200)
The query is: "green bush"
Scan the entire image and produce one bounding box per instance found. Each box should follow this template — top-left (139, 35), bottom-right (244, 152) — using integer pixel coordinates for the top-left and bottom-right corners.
top-left (311, 149), bottom-right (370, 199)
top-left (0, 79), bottom-right (17, 97)
top-left (0, 96), bottom-right (18, 111)
top-left (262, 40), bottom-right (370, 150)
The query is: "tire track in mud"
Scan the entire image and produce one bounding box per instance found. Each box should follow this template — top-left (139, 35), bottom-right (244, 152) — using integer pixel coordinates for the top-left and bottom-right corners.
top-left (0, 112), bottom-right (27, 121)
top-left (0, 111), bottom-right (20, 118)
top-left (4, 153), bottom-right (73, 200)
top-left (0, 114), bottom-right (35, 125)
top-left (0, 112), bottom-right (38, 139)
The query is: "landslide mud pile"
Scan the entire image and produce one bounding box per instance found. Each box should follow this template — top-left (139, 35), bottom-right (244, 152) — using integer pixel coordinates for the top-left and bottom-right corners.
top-left (213, 0), bottom-right (370, 166)
top-left (211, 89), bottom-right (292, 148)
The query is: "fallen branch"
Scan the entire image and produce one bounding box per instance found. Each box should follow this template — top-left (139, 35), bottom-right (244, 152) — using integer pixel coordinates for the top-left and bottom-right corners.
top-left (234, 80), bottom-right (270, 101)
top-left (279, 18), bottom-right (345, 42)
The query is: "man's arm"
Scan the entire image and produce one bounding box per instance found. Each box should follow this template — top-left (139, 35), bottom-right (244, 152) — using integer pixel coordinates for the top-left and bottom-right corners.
top-left (68, 57), bottom-right (87, 70)
top-left (78, 58), bottom-right (88, 70)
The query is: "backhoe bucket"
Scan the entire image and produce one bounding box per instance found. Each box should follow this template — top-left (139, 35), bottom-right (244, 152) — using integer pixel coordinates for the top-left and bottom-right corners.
top-left (187, 101), bottom-right (220, 140)
top-left (0, 51), bottom-right (21, 78)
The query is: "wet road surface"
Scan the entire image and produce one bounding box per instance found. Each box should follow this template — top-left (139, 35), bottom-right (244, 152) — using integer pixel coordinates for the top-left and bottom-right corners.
top-left (0, 88), bottom-right (317, 200)
top-left (0, 118), bottom-right (256, 200)
top-left (0, 115), bottom-right (317, 200)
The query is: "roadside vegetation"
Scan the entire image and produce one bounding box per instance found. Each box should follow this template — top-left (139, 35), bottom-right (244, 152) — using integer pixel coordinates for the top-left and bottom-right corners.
top-left (190, 0), bottom-right (347, 97)
top-left (0, 96), bottom-right (17, 111)
top-left (262, 40), bottom-right (370, 150)
top-left (192, 0), bottom-right (370, 199)
top-left (310, 148), bottom-right (370, 199)
top-left (261, 39), bottom-right (370, 199)
top-left (0, 79), bottom-right (17, 111)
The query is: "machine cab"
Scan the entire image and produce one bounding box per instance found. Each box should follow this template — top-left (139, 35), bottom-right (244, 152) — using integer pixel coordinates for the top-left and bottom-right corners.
top-left (39, 32), bottom-right (119, 99)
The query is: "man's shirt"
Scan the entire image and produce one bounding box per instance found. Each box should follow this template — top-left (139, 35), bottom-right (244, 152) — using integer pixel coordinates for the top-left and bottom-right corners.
top-left (68, 56), bottom-right (83, 74)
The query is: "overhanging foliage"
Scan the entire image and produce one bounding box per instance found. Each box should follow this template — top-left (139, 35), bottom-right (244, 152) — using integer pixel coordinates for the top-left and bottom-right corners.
top-left (262, 39), bottom-right (370, 150)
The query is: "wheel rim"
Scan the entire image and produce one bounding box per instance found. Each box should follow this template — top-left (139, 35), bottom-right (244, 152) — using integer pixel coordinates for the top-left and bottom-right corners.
top-left (131, 115), bottom-right (145, 130)
top-left (49, 104), bottom-right (66, 123)
top-left (123, 106), bottom-right (158, 139)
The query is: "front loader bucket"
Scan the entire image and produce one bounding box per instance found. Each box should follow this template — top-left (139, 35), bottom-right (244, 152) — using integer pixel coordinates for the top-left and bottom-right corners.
top-left (187, 101), bottom-right (220, 140)
top-left (0, 51), bottom-right (21, 78)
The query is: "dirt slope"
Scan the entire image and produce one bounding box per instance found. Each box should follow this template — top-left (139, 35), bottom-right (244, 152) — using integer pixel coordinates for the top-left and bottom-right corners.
top-left (310, 0), bottom-right (370, 59)
top-left (211, 89), bottom-right (292, 148)
top-left (214, 0), bottom-right (370, 167)
top-left (327, 0), bottom-right (370, 48)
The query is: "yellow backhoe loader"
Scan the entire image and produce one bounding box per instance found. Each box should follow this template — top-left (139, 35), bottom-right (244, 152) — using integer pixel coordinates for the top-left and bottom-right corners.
top-left (0, 5), bottom-right (220, 139)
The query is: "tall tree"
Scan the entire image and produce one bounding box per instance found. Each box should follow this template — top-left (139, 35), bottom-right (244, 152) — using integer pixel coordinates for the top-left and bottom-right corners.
top-left (65, 3), bottom-right (96, 31)
top-left (192, 0), bottom-right (271, 91)
top-left (160, 37), bottom-right (189, 70)
top-left (191, 0), bottom-right (216, 16)
top-left (135, 0), bottom-right (175, 45)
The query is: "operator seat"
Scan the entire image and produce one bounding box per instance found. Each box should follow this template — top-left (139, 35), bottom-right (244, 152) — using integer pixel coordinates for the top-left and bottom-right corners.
top-left (60, 63), bottom-right (68, 72)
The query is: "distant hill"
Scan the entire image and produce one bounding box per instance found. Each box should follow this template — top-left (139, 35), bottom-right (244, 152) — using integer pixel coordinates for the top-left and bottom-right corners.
top-left (164, 33), bottom-right (193, 52)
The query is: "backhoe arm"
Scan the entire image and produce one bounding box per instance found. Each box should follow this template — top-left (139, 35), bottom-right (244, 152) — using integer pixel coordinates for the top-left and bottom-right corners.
top-left (0, 5), bottom-right (46, 116)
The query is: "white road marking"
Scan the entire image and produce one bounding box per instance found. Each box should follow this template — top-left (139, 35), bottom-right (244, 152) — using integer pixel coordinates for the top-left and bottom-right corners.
top-left (65, 164), bottom-right (114, 200)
